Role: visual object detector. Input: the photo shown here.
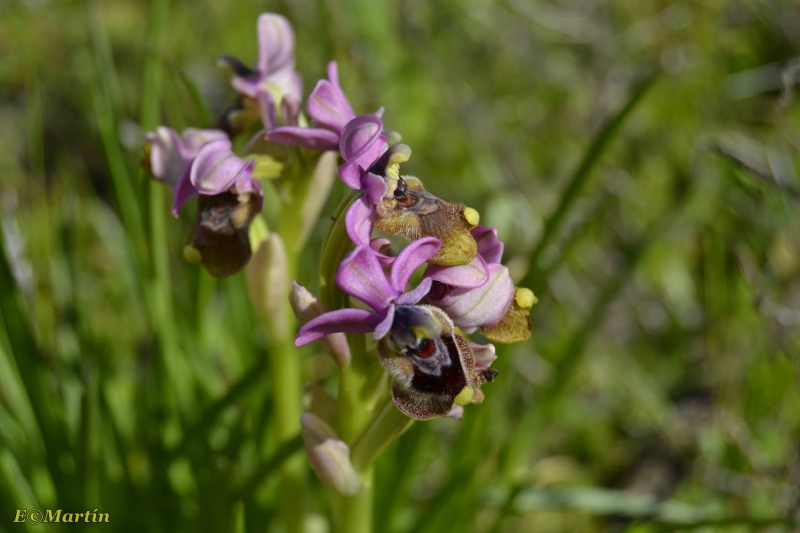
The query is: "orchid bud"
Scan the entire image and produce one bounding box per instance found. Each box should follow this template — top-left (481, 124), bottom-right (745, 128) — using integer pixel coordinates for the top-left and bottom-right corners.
top-left (289, 281), bottom-right (351, 366)
top-left (295, 151), bottom-right (338, 251)
top-left (245, 234), bottom-right (289, 333)
top-left (300, 413), bottom-right (362, 495)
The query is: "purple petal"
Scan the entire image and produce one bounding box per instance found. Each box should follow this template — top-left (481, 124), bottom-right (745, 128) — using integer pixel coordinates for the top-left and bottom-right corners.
top-left (469, 342), bottom-right (497, 371)
top-left (326, 61), bottom-right (340, 87)
top-left (335, 245), bottom-right (398, 312)
top-left (190, 139), bottom-right (253, 195)
top-left (295, 308), bottom-right (381, 346)
top-left (339, 115), bottom-right (383, 162)
top-left (281, 96), bottom-right (300, 127)
top-left (338, 115), bottom-right (385, 189)
top-left (472, 225), bottom-right (504, 264)
top-left (337, 162), bottom-right (362, 190)
top-left (256, 14), bottom-right (295, 77)
top-left (180, 128), bottom-right (228, 158)
top-left (373, 304), bottom-right (395, 339)
top-left (307, 80), bottom-right (355, 133)
top-left (339, 141), bottom-right (388, 187)
top-left (257, 90), bottom-right (278, 132)
top-left (445, 405), bottom-right (464, 420)
top-left (266, 126), bottom-right (339, 151)
top-left (361, 172), bottom-right (387, 205)
top-left (370, 238), bottom-right (394, 268)
top-left (394, 276), bottom-right (432, 306)
top-left (231, 76), bottom-right (261, 99)
top-left (345, 198), bottom-right (375, 246)
top-left (147, 126), bottom-right (186, 186)
top-left (171, 164), bottom-right (197, 217)
top-left (424, 255), bottom-right (489, 289)
top-left (427, 263), bottom-right (514, 330)
top-left (390, 237), bottom-right (442, 293)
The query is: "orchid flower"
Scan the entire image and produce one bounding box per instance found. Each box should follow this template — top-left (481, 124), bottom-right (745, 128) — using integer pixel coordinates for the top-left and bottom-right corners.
top-left (294, 237), bottom-right (442, 346)
top-left (266, 61), bottom-right (369, 151)
top-left (219, 13), bottom-right (303, 131)
top-left (145, 126), bottom-right (228, 187)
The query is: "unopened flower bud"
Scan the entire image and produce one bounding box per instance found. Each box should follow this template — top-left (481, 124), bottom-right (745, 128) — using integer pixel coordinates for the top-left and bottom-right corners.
top-left (289, 281), bottom-right (351, 366)
top-left (295, 151), bottom-right (338, 252)
top-left (300, 413), bottom-right (362, 495)
top-left (245, 234), bottom-right (289, 332)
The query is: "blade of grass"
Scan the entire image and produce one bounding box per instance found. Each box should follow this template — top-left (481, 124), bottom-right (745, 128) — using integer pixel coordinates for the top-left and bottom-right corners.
top-left (178, 71), bottom-right (213, 127)
top-left (523, 76), bottom-right (658, 292)
top-left (231, 434), bottom-right (304, 502)
top-left (0, 224), bottom-right (75, 507)
top-left (88, 7), bottom-right (147, 262)
top-left (166, 358), bottom-right (269, 462)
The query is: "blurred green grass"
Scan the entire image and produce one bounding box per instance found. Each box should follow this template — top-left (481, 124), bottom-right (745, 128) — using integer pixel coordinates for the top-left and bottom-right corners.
top-left (2, 0), bottom-right (800, 531)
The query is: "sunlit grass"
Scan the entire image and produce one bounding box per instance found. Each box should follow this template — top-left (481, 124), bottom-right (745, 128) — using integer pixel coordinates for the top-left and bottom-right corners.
top-left (1, 0), bottom-right (800, 532)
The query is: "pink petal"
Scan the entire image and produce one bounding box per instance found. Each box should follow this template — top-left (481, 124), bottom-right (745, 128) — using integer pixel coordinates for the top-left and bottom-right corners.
top-left (424, 255), bottom-right (489, 289)
top-left (190, 139), bottom-right (252, 195)
top-left (345, 198), bottom-right (375, 246)
top-left (256, 14), bottom-right (295, 77)
top-left (307, 80), bottom-right (355, 133)
top-left (266, 126), bottom-right (340, 151)
top-left (390, 237), bottom-right (442, 293)
top-left (295, 308), bottom-right (380, 346)
top-left (335, 245), bottom-right (397, 312)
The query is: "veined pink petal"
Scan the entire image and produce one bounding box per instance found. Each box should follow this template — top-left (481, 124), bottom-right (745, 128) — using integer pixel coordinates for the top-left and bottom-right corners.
top-left (472, 225), bottom-right (504, 264)
top-left (373, 304), bottom-right (395, 340)
top-left (266, 126), bottom-right (340, 151)
top-left (428, 263), bottom-right (514, 329)
top-left (180, 128), bottom-right (228, 159)
top-left (147, 126), bottom-right (185, 184)
top-left (257, 14), bottom-right (296, 79)
top-left (171, 164), bottom-right (197, 217)
top-left (307, 79), bottom-right (355, 133)
top-left (336, 245), bottom-right (397, 312)
top-left (469, 342), bottom-right (497, 371)
top-left (394, 277), bottom-right (432, 306)
top-left (390, 237), bottom-right (441, 293)
top-left (345, 198), bottom-right (375, 247)
top-left (424, 255), bottom-right (489, 289)
top-left (190, 140), bottom-right (253, 195)
top-left (361, 172), bottom-right (387, 206)
top-left (295, 308), bottom-right (381, 346)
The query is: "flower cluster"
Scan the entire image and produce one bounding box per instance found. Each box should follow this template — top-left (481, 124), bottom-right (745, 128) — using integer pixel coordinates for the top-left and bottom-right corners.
top-left (141, 11), bottom-right (536, 500)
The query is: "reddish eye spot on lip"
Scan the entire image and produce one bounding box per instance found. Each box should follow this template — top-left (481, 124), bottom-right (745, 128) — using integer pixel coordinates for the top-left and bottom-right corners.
top-left (412, 338), bottom-right (436, 358)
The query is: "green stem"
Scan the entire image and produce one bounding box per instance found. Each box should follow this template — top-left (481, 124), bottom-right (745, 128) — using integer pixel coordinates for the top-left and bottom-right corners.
top-left (266, 326), bottom-right (306, 533)
top-left (315, 196), bottom-right (379, 533)
top-left (350, 397), bottom-right (414, 472)
top-left (257, 244), bottom-right (305, 533)
top-left (319, 190), bottom-right (361, 310)
top-left (335, 478), bottom-right (373, 533)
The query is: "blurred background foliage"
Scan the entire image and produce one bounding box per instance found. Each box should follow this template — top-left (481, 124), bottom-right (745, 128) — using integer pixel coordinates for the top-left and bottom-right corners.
top-left (1, 0), bottom-right (800, 531)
